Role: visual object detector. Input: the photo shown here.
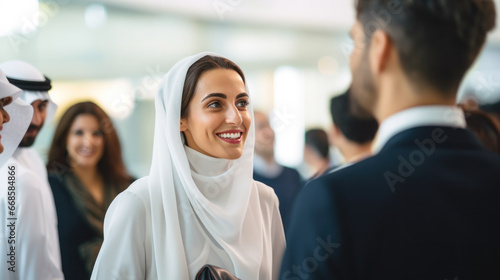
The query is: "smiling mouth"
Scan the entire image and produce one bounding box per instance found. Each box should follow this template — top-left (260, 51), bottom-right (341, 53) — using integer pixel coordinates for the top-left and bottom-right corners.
top-left (217, 132), bottom-right (242, 139)
top-left (216, 132), bottom-right (243, 143)
top-left (78, 148), bottom-right (96, 157)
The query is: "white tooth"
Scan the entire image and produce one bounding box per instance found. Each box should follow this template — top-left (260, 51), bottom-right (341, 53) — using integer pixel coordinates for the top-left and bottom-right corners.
top-left (231, 133), bottom-right (236, 138)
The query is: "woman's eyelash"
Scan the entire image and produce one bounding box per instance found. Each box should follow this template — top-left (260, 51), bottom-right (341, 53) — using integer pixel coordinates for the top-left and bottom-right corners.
top-left (208, 101), bottom-right (221, 108)
top-left (237, 100), bottom-right (250, 107)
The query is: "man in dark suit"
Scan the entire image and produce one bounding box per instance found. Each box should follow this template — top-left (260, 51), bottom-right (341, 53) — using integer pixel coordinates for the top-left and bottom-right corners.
top-left (281, 1), bottom-right (500, 279)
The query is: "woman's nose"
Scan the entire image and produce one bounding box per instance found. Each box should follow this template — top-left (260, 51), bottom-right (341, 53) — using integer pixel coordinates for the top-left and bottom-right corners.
top-left (226, 105), bottom-right (243, 125)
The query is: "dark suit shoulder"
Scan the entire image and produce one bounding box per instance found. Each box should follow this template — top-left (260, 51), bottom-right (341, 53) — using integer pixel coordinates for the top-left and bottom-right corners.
top-left (281, 169), bottom-right (345, 279)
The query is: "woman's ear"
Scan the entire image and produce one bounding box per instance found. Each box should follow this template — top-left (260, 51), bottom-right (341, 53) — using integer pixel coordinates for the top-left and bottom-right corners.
top-left (180, 118), bottom-right (188, 132)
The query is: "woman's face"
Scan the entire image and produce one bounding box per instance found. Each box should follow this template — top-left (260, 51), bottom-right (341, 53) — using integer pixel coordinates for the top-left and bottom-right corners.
top-left (181, 68), bottom-right (251, 160)
top-left (66, 114), bottom-right (105, 170)
top-left (0, 97), bottom-right (13, 154)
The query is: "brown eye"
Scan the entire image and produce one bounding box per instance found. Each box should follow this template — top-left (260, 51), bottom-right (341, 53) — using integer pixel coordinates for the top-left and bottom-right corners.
top-left (208, 101), bottom-right (222, 108)
top-left (39, 102), bottom-right (48, 111)
top-left (0, 97), bottom-right (13, 107)
top-left (236, 100), bottom-right (249, 108)
top-left (94, 130), bottom-right (104, 137)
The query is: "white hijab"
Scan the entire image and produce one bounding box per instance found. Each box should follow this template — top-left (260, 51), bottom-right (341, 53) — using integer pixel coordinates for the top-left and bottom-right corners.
top-left (149, 52), bottom-right (271, 279)
top-left (0, 70), bottom-right (33, 168)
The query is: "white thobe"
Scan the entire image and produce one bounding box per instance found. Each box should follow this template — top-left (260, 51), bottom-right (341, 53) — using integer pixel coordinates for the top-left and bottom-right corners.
top-left (0, 148), bottom-right (64, 280)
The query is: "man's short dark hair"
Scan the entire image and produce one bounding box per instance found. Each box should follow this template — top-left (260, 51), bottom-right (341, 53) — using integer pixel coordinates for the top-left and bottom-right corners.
top-left (355, 0), bottom-right (496, 93)
top-left (330, 90), bottom-right (378, 144)
top-left (305, 129), bottom-right (330, 159)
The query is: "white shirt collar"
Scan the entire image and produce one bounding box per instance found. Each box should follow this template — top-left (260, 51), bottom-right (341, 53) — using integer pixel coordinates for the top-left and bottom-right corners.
top-left (372, 105), bottom-right (466, 154)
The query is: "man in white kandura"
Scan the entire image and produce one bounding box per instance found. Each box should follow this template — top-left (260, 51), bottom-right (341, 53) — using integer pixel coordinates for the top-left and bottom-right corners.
top-left (0, 70), bottom-right (32, 168)
top-left (0, 60), bottom-right (63, 280)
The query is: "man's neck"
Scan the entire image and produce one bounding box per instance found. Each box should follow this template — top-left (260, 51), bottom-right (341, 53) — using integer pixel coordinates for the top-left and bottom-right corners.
top-left (341, 142), bottom-right (373, 163)
top-left (312, 159), bottom-right (331, 175)
top-left (374, 76), bottom-right (457, 123)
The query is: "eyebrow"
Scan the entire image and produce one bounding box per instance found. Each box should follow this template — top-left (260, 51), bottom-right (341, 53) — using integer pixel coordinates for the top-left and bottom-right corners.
top-left (236, 93), bottom-right (249, 99)
top-left (201, 92), bottom-right (248, 102)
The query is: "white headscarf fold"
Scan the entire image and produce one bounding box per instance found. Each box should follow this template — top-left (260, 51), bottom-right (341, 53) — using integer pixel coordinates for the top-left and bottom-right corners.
top-left (0, 70), bottom-right (33, 168)
top-left (148, 52), bottom-right (269, 279)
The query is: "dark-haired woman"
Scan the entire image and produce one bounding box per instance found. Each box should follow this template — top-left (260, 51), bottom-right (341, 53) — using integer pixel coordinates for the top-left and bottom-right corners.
top-left (47, 101), bottom-right (133, 280)
top-left (91, 53), bottom-right (285, 279)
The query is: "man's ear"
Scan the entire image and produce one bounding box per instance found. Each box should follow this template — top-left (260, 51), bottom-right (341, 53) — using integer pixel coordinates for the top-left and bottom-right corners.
top-left (369, 29), bottom-right (392, 75)
top-left (329, 124), bottom-right (341, 145)
top-left (180, 118), bottom-right (188, 132)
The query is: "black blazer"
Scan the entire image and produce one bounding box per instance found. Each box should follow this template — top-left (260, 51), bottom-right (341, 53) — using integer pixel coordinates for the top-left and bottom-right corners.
top-left (280, 126), bottom-right (500, 280)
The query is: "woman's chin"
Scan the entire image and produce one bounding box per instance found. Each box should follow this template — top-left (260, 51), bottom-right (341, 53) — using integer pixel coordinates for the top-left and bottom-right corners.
top-left (219, 148), bottom-right (243, 160)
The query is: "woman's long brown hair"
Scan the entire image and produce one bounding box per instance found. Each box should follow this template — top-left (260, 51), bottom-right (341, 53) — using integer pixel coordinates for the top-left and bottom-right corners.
top-left (47, 101), bottom-right (133, 190)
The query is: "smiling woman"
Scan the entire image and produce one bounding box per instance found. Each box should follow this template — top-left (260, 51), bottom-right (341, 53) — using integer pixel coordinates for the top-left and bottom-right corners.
top-left (46, 101), bottom-right (134, 280)
top-left (91, 53), bottom-right (285, 280)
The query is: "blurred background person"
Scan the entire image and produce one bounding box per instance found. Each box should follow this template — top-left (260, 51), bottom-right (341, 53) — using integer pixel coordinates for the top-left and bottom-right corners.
top-left (0, 69), bottom-right (33, 167)
top-left (459, 103), bottom-right (500, 154)
top-left (0, 60), bottom-right (63, 280)
top-left (47, 101), bottom-right (133, 280)
top-left (303, 128), bottom-right (331, 179)
top-left (253, 110), bottom-right (303, 231)
top-left (328, 88), bottom-right (378, 170)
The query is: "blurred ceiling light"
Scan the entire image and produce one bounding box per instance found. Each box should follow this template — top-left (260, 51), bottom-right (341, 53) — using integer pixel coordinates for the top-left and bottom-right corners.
top-left (84, 4), bottom-right (107, 29)
top-left (318, 56), bottom-right (339, 76)
top-left (0, 0), bottom-right (39, 36)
